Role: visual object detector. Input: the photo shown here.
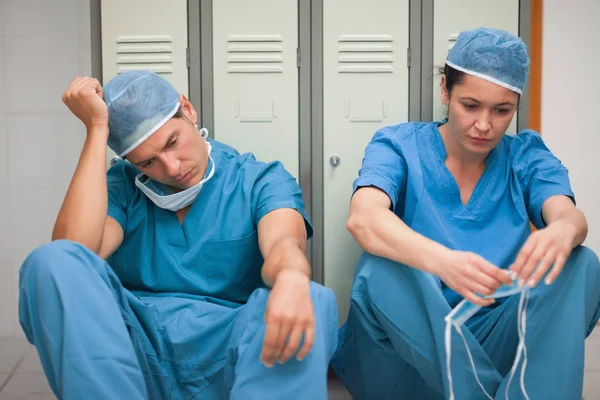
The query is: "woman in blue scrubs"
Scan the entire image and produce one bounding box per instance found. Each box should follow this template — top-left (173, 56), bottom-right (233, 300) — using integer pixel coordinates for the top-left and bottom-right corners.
top-left (331, 27), bottom-right (600, 399)
top-left (18, 71), bottom-right (338, 399)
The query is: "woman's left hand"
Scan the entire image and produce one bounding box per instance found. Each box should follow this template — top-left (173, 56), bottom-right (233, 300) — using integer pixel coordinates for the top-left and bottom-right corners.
top-left (509, 220), bottom-right (576, 287)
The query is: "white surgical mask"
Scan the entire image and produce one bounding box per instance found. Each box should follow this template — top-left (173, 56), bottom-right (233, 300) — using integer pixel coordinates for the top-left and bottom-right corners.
top-left (444, 271), bottom-right (531, 400)
top-left (134, 127), bottom-right (215, 212)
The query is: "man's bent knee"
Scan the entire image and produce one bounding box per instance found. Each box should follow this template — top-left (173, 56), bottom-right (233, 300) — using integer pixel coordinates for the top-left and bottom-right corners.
top-left (20, 239), bottom-right (100, 289)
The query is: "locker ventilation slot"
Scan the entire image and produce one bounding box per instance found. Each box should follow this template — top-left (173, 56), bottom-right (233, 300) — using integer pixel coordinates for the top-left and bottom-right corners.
top-left (337, 34), bottom-right (394, 73)
top-left (227, 34), bottom-right (284, 73)
top-left (115, 35), bottom-right (174, 75)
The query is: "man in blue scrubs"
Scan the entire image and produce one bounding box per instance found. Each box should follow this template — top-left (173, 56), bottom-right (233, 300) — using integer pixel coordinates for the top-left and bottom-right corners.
top-left (331, 27), bottom-right (600, 399)
top-left (19, 71), bottom-right (338, 399)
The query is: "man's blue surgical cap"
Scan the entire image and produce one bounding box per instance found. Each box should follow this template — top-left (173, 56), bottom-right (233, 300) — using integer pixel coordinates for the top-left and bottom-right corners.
top-left (104, 71), bottom-right (180, 157)
top-left (446, 27), bottom-right (530, 95)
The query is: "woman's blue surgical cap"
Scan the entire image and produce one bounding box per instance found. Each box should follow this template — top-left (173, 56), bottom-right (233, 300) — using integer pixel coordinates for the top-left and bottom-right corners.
top-left (104, 71), bottom-right (180, 157)
top-left (446, 27), bottom-right (530, 94)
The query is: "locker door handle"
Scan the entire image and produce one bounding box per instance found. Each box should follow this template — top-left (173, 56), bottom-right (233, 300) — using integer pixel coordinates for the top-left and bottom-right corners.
top-left (329, 155), bottom-right (341, 167)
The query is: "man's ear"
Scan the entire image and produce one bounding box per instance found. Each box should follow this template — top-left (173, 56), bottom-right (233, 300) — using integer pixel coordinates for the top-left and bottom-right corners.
top-left (179, 94), bottom-right (198, 124)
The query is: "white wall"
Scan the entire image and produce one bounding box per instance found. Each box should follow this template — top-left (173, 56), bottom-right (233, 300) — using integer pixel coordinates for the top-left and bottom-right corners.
top-left (541, 0), bottom-right (600, 254)
top-left (0, 0), bottom-right (92, 337)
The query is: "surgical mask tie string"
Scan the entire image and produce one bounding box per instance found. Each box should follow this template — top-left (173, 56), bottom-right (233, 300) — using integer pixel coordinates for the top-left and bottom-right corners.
top-left (445, 272), bottom-right (530, 400)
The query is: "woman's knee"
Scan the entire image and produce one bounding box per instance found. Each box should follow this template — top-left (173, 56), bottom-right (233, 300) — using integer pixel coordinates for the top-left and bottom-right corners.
top-left (566, 245), bottom-right (600, 281)
top-left (351, 253), bottom-right (442, 306)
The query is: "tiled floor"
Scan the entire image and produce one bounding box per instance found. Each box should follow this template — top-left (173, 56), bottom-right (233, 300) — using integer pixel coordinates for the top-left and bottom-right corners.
top-left (1, 331), bottom-right (599, 399)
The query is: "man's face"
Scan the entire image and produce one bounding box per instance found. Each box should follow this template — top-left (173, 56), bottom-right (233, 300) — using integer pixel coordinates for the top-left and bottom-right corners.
top-left (126, 96), bottom-right (209, 191)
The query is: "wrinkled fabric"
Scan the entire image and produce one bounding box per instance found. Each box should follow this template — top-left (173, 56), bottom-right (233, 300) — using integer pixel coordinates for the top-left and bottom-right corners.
top-left (332, 247), bottom-right (600, 399)
top-left (446, 27), bottom-right (530, 94)
top-left (19, 240), bottom-right (339, 399)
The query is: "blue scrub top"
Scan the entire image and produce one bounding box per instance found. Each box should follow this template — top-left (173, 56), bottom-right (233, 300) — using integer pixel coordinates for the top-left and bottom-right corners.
top-left (353, 120), bottom-right (574, 307)
top-left (106, 139), bottom-right (312, 307)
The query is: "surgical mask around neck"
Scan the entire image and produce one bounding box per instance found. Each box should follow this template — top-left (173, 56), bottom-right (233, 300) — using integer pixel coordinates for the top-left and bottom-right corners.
top-left (134, 128), bottom-right (215, 212)
top-left (444, 271), bottom-right (531, 400)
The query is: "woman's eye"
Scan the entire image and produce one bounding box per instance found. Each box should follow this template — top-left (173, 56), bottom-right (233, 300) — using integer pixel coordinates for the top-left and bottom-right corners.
top-left (464, 104), bottom-right (478, 110)
top-left (168, 139), bottom-right (177, 148)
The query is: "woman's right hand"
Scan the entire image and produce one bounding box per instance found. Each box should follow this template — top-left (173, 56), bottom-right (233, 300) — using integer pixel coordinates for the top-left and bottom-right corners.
top-left (435, 250), bottom-right (514, 307)
top-left (62, 76), bottom-right (108, 132)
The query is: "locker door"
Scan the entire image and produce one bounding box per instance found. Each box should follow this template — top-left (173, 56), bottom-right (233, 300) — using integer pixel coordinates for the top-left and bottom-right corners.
top-left (212, 1), bottom-right (300, 178)
top-left (432, 0), bottom-right (520, 134)
top-left (323, 0), bottom-right (410, 324)
top-left (100, 0), bottom-right (189, 166)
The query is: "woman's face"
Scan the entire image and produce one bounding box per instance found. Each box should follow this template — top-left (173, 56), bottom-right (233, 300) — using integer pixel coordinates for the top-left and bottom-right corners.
top-left (441, 74), bottom-right (519, 156)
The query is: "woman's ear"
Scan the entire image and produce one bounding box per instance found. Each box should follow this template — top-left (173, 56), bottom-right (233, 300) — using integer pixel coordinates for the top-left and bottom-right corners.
top-left (440, 75), bottom-right (450, 106)
top-left (179, 94), bottom-right (198, 124)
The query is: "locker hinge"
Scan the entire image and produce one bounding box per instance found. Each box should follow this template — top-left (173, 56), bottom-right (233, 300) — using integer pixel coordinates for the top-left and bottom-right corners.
top-left (407, 47), bottom-right (411, 68)
top-left (296, 47), bottom-right (301, 68)
top-left (186, 48), bottom-right (190, 68)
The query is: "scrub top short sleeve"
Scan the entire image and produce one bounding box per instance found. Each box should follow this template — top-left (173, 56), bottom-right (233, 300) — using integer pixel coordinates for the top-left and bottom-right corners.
top-left (251, 161), bottom-right (313, 239)
top-left (107, 161), bottom-right (135, 231)
top-left (352, 126), bottom-right (409, 210)
top-left (512, 130), bottom-right (575, 229)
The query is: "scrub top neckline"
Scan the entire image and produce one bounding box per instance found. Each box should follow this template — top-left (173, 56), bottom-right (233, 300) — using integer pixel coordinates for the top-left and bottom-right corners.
top-left (161, 147), bottom-right (223, 248)
top-left (429, 121), bottom-right (499, 217)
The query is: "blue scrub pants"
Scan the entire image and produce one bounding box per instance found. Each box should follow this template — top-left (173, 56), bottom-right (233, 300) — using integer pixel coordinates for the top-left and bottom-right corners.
top-left (18, 240), bottom-right (338, 400)
top-left (331, 246), bottom-right (600, 399)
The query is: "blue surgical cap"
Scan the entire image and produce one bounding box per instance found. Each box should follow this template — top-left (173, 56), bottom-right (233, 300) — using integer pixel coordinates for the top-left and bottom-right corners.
top-left (446, 27), bottom-right (530, 95)
top-left (104, 71), bottom-right (180, 157)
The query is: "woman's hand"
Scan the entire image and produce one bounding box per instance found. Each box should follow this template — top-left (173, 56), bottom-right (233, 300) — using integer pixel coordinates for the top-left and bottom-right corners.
top-left (436, 250), bottom-right (514, 306)
top-left (509, 220), bottom-right (576, 287)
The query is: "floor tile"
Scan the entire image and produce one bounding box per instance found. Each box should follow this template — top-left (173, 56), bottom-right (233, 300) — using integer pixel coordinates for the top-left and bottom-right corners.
top-left (328, 378), bottom-right (352, 400)
top-left (15, 347), bottom-right (43, 374)
top-left (0, 339), bottom-right (27, 373)
top-left (586, 336), bottom-right (600, 371)
top-left (0, 374), bottom-right (55, 400)
top-left (584, 371), bottom-right (600, 400)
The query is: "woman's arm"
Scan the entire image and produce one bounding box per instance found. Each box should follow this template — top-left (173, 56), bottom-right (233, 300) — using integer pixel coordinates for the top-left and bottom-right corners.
top-left (348, 187), bottom-right (512, 306)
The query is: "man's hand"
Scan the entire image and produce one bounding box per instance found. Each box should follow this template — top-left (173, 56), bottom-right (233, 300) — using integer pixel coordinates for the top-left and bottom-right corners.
top-left (62, 76), bottom-right (109, 132)
top-left (260, 269), bottom-right (315, 367)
